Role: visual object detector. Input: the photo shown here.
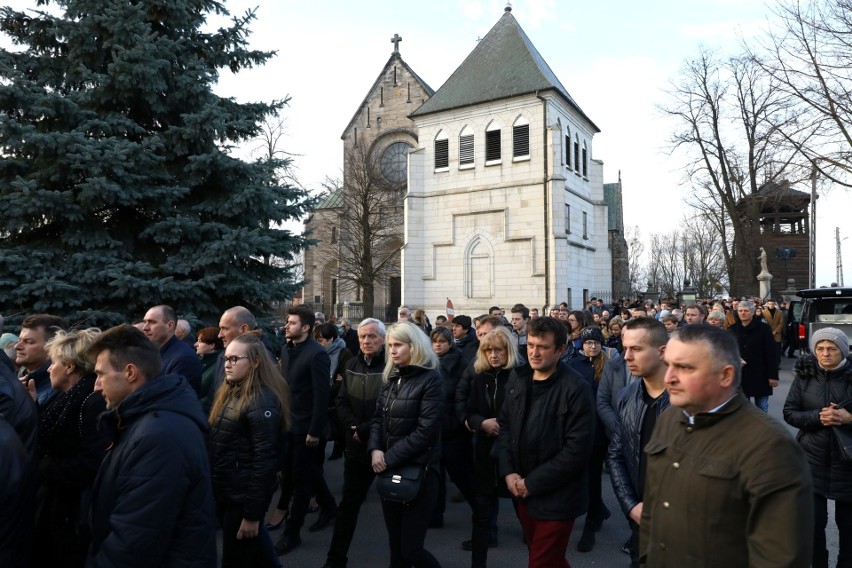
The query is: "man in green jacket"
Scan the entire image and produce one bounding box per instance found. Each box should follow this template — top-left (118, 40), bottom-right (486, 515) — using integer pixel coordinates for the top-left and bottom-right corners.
top-left (640, 324), bottom-right (813, 567)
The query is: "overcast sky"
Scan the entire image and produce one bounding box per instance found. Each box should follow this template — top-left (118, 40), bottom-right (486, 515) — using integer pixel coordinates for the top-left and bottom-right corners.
top-left (4, 0), bottom-right (848, 287)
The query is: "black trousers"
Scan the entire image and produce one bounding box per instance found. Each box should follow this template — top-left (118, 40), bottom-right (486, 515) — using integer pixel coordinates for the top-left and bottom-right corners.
top-left (324, 456), bottom-right (376, 568)
top-left (219, 505), bottom-right (280, 568)
top-left (432, 436), bottom-right (476, 520)
top-left (813, 493), bottom-right (852, 568)
top-left (282, 436), bottom-right (337, 537)
top-left (381, 468), bottom-right (442, 568)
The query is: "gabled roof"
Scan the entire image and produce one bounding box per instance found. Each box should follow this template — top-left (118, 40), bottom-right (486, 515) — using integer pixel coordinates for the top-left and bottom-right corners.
top-left (409, 8), bottom-right (599, 133)
top-left (340, 53), bottom-right (435, 140)
top-left (317, 188), bottom-right (344, 209)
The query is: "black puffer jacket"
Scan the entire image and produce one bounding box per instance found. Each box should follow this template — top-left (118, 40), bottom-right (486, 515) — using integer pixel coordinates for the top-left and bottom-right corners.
top-left (606, 379), bottom-right (670, 516)
top-left (437, 348), bottom-right (467, 440)
top-left (496, 363), bottom-right (595, 520)
top-left (783, 355), bottom-right (852, 501)
top-left (368, 365), bottom-right (443, 470)
top-left (209, 384), bottom-right (284, 521)
top-left (88, 375), bottom-right (216, 568)
top-left (336, 350), bottom-right (386, 463)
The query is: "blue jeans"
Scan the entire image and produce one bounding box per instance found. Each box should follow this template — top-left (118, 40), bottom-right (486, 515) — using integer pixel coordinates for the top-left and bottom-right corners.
top-left (748, 396), bottom-right (769, 413)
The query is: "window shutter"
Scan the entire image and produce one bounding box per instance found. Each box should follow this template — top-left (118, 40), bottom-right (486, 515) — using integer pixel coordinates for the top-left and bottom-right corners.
top-left (486, 129), bottom-right (501, 161)
top-left (459, 134), bottom-right (474, 165)
top-left (513, 124), bottom-right (529, 157)
top-left (435, 139), bottom-right (449, 169)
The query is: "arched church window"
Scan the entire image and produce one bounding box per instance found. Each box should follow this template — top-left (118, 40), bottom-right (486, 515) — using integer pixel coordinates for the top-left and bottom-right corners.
top-left (565, 126), bottom-right (571, 169)
top-left (459, 125), bottom-right (474, 167)
top-left (582, 140), bottom-right (588, 178)
top-left (485, 121), bottom-right (502, 164)
top-left (434, 130), bottom-right (449, 170)
top-left (466, 238), bottom-right (493, 298)
top-left (513, 117), bottom-right (530, 159)
top-left (574, 134), bottom-right (580, 174)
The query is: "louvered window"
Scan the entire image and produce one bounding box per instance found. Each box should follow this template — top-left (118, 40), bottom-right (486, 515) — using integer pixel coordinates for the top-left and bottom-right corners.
top-left (565, 133), bottom-right (571, 169)
top-left (513, 124), bottom-right (529, 158)
top-left (459, 127), bottom-right (474, 166)
top-left (574, 137), bottom-right (580, 173)
top-left (582, 141), bottom-right (588, 178)
top-left (435, 137), bottom-right (449, 170)
top-left (486, 128), bottom-right (501, 162)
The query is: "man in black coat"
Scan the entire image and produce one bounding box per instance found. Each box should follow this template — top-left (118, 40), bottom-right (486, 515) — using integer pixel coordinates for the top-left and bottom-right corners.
top-left (497, 317), bottom-right (595, 568)
top-left (141, 305), bottom-right (202, 395)
top-left (322, 318), bottom-right (386, 568)
top-left (275, 305), bottom-right (338, 555)
top-left (728, 300), bottom-right (779, 412)
top-left (86, 324), bottom-right (216, 567)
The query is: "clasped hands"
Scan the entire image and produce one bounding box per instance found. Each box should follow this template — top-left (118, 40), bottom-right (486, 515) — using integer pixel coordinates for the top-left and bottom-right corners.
top-left (504, 473), bottom-right (528, 499)
top-left (820, 403), bottom-right (852, 427)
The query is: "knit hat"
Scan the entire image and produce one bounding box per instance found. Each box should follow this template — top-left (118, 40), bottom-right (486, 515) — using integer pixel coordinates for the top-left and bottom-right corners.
top-left (580, 327), bottom-right (604, 344)
top-left (810, 327), bottom-right (849, 359)
top-left (452, 315), bottom-right (472, 331)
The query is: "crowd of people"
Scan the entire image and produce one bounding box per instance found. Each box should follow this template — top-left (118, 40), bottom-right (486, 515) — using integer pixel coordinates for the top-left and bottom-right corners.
top-left (0, 293), bottom-right (849, 568)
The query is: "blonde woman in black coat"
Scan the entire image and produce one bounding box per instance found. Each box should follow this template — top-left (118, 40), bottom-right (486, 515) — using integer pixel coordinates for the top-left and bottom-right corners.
top-left (369, 322), bottom-right (444, 568)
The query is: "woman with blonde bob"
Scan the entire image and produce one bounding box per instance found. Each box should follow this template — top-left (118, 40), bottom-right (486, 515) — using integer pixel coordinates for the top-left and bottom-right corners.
top-left (208, 332), bottom-right (291, 568)
top-left (33, 328), bottom-right (108, 568)
top-left (369, 322), bottom-right (444, 568)
top-left (461, 326), bottom-right (521, 567)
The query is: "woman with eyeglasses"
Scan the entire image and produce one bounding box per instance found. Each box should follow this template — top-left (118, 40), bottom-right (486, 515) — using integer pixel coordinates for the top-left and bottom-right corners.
top-left (459, 326), bottom-right (522, 568)
top-left (568, 327), bottom-right (612, 553)
top-left (564, 310), bottom-right (592, 361)
top-left (369, 322), bottom-right (443, 568)
top-left (208, 332), bottom-right (291, 567)
top-left (606, 317), bottom-right (624, 354)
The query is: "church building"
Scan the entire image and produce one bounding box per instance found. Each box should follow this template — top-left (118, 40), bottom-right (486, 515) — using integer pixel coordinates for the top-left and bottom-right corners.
top-left (303, 7), bottom-right (620, 319)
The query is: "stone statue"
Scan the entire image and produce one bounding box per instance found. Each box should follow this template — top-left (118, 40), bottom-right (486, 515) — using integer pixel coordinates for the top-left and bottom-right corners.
top-left (759, 247), bottom-right (768, 274)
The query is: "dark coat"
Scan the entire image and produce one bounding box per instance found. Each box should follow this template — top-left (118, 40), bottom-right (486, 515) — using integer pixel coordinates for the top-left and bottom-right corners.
top-left (728, 318), bottom-right (779, 397)
top-left (0, 419), bottom-right (30, 568)
top-left (209, 384), bottom-right (284, 521)
top-left (641, 395), bottom-right (813, 567)
top-left (87, 374), bottom-right (216, 568)
top-left (596, 352), bottom-right (635, 438)
top-left (496, 363), bottom-right (595, 521)
top-left (0, 366), bottom-right (37, 460)
top-left (568, 355), bottom-right (607, 447)
top-left (341, 328), bottom-right (359, 356)
top-left (606, 379), bottom-right (669, 516)
top-left (437, 347), bottom-right (467, 440)
top-left (336, 350), bottom-right (386, 463)
top-left (159, 335), bottom-right (203, 395)
top-left (199, 349), bottom-right (221, 414)
top-left (368, 365), bottom-right (444, 471)
top-left (33, 374), bottom-right (108, 568)
top-left (461, 364), bottom-right (515, 492)
top-left (281, 337), bottom-right (330, 438)
top-left (25, 363), bottom-right (59, 410)
top-left (783, 355), bottom-right (852, 501)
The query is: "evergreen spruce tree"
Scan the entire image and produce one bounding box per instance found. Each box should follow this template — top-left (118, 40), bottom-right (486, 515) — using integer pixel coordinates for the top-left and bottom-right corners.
top-left (0, 0), bottom-right (311, 326)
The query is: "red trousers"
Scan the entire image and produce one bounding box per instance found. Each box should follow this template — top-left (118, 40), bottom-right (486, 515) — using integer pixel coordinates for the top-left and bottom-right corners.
top-left (516, 502), bottom-right (575, 568)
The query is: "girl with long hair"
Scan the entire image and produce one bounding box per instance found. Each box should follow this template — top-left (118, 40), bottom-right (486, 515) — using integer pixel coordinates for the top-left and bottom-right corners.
top-left (208, 332), bottom-right (291, 568)
top-left (369, 322), bottom-right (443, 568)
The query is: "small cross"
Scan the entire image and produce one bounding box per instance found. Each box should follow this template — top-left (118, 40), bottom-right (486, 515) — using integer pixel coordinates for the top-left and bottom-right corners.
top-left (391, 33), bottom-right (402, 54)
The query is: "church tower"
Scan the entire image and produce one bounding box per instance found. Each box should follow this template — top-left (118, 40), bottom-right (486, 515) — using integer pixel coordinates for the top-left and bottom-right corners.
top-left (302, 35), bottom-right (433, 320)
top-left (404, 7), bottom-right (613, 314)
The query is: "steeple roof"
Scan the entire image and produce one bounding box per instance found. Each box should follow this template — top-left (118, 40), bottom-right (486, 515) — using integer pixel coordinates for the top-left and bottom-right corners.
top-left (410, 8), bottom-right (599, 132)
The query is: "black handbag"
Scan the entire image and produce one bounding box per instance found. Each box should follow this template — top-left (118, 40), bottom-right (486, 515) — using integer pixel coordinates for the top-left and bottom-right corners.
top-left (376, 464), bottom-right (427, 504)
top-left (834, 427), bottom-right (852, 462)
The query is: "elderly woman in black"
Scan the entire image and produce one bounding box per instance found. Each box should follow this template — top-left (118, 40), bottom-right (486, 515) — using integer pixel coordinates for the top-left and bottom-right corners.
top-left (784, 328), bottom-right (852, 568)
top-left (369, 322), bottom-right (443, 568)
top-left (460, 326), bottom-right (521, 568)
top-left (32, 328), bottom-right (107, 568)
top-left (208, 332), bottom-right (291, 567)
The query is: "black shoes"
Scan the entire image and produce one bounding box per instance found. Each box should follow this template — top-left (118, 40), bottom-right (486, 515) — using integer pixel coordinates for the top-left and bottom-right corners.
top-left (274, 534), bottom-right (301, 555)
top-left (308, 509), bottom-right (337, 532)
top-left (461, 538), bottom-right (498, 551)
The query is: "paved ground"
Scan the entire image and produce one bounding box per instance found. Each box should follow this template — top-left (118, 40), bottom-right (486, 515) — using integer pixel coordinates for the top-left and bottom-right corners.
top-left (250, 355), bottom-right (839, 567)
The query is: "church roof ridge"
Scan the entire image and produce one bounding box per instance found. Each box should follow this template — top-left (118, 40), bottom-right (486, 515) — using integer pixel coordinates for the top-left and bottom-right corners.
top-left (409, 10), bottom-right (599, 132)
top-left (340, 52), bottom-right (435, 140)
